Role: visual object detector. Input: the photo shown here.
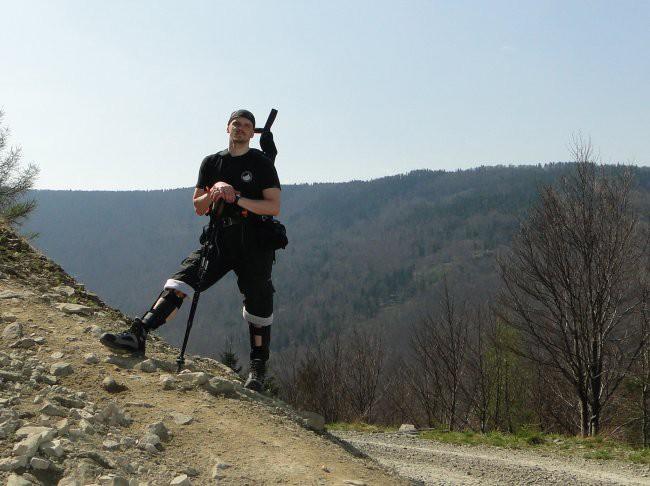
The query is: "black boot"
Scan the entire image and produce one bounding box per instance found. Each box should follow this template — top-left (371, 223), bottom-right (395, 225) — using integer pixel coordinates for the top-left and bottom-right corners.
top-left (244, 358), bottom-right (266, 392)
top-left (99, 318), bottom-right (147, 354)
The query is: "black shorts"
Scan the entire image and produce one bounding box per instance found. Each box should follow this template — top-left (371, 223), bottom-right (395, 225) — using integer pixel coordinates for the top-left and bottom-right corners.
top-left (166, 224), bottom-right (275, 325)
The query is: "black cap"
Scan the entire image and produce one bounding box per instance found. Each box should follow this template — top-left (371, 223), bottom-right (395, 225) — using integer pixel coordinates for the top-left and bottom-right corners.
top-left (228, 109), bottom-right (255, 127)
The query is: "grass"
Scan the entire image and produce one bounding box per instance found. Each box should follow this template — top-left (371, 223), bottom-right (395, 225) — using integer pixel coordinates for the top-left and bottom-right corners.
top-left (326, 422), bottom-right (650, 465)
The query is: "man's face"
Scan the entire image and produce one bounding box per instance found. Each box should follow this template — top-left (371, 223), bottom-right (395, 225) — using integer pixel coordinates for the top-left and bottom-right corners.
top-left (227, 117), bottom-right (255, 144)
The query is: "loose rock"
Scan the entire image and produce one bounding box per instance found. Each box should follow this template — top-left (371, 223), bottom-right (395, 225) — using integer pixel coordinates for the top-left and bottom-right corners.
top-left (50, 362), bottom-right (73, 376)
top-left (170, 475), bottom-right (192, 485)
top-left (54, 303), bottom-right (93, 315)
top-left (2, 322), bottom-right (23, 340)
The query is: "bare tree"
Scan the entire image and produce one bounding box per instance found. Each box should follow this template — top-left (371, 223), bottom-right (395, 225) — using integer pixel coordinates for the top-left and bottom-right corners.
top-left (0, 110), bottom-right (39, 226)
top-left (465, 304), bottom-right (495, 432)
top-left (498, 138), bottom-right (646, 436)
top-left (344, 326), bottom-right (385, 422)
top-left (410, 277), bottom-right (470, 430)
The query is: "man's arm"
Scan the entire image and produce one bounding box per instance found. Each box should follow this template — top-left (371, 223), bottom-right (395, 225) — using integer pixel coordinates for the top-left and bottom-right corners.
top-left (237, 188), bottom-right (281, 216)
top-left (193, 187), bottom-right (212, 216)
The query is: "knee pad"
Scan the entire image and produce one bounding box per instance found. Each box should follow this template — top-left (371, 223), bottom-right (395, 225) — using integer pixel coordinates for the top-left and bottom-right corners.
top-left (249, 323), bottom-right (271, 362)
top-left (239, 278), bottom-right (274, 324)
top-left (141, 289), bottom-right (184, 331)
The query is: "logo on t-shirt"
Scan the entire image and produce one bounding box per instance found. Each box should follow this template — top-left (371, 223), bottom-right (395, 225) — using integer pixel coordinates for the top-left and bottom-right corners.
top-left (241, 171), bottom-right (253, 183)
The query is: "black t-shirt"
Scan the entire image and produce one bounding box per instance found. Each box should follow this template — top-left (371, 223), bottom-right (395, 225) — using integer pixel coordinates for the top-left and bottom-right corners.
top-left (195, 148), bottom-right (281, 218)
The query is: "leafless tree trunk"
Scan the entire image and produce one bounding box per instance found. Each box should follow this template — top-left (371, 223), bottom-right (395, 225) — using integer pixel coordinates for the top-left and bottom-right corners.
top-left (498, 138), bottom-right (646, 436)
top-left (344, 326), bottom-right (385, 422)
top-left (465, 304), bottom-right (495, 433)
top-left (410, 277), bottom-right (469, 431)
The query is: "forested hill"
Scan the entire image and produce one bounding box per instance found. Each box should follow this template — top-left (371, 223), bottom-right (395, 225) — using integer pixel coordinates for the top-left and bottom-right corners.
top-left (21, 164), bottom-right (650, 359)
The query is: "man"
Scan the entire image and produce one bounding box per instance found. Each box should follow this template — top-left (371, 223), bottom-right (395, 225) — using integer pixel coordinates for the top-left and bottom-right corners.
top-left (100, 109), bottom-right (281, 392)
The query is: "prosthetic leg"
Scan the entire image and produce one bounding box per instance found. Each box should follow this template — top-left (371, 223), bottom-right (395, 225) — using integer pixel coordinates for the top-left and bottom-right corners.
top-left (244, 323), bottom-right (271, 392)
top-left (100, 290), bottom-right (184, 354)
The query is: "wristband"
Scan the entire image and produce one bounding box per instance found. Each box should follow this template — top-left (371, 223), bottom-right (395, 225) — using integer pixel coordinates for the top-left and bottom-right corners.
top-left (234, 194), bottom-right (241, 205)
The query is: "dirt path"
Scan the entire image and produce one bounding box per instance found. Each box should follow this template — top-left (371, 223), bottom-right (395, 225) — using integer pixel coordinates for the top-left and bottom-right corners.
top-left (331, 431), bottom-right (650, 486)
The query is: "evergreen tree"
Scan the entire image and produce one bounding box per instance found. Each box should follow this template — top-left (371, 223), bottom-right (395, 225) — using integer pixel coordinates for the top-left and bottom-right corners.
top-left (0, 110), bottom-right (39, 226)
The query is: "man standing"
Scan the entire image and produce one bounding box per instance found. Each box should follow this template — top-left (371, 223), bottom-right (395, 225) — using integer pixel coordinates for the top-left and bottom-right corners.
top-left (100, 109), bottom-right (281, 392)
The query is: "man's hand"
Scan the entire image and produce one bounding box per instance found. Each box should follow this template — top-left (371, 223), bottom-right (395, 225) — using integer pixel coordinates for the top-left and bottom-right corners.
top-left (209, 182), bottom-right (237, 204)
top-left (260, 130), bottom-right (277, 162)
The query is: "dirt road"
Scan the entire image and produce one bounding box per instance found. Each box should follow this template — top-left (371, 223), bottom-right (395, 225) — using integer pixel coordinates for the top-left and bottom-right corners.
top-left (332, 430), bottom-right (650, 485)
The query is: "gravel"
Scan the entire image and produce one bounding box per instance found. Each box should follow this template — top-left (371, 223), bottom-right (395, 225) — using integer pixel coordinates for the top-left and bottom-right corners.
top-left (331, 430), bottom-right (650, 485)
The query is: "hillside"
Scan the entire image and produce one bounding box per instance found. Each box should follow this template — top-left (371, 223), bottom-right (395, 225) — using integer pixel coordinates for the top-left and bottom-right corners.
top-left (20, 164), bottom-right (650, 362)
top-left (0, 223), bottom-right (406, 484)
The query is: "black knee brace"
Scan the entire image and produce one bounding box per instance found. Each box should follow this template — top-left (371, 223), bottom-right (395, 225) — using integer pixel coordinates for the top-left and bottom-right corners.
top-left (249, 323), bottom-right (271, 362)
top-left (141, 290), bottom-right (184, 331)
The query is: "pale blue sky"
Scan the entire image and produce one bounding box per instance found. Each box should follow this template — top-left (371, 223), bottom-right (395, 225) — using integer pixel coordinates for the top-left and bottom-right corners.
top-left (1, 0), bottom-right (648, 190)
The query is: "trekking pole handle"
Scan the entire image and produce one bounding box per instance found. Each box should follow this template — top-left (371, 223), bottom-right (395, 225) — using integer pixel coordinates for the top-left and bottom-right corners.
top-left (254, 108), bottom-right (278, 133)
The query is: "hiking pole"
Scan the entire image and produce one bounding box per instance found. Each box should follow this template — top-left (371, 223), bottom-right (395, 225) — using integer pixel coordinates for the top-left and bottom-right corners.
top-left (176, 200), bottom-right (224, 372)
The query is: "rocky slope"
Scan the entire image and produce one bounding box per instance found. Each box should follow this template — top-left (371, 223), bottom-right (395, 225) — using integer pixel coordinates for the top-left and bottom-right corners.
top-left (0, 224), bottom-right (406, 485)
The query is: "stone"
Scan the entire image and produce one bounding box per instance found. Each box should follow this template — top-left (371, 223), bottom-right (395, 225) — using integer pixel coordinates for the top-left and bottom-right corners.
top-left (1, 312), bottom-right (18, 323)
top-left (146, 421), bottom-right (170, 441)
top-left (51, 351), bottom-right (65, 359)
top-left (37, 374), bottom-right (58, 385)
top-left (398, 423), bottom-right (417, 433)
top-left (180, 466), bottom-right (200, 477)
top-left (50, 362), bottom-right (73, 376)
top-left (0, 290), bottom-right (27, 299)
top-left (160, 374), bottom-right (176, 390)
top-left (88, 325), bottom-right (103, 337)
top-left (13, 428), bottom-right (55, 457)
top-left (53, 285), bottom-right (76, 297)
top-left (170, 412), bottom-right (193, 425)
top-left (54, 303), bottom-right (93, 316)
top-left (94, 402), bottom-right (131, 427)
top-left (50, 394), bottom-right (85, 409)
top-left (57, 476), bottom-right (82, 485)
top-left (97, 476), bottom-right (130, 486)
top-left (6, 474), bottom-right (33, 486)
top-left (104, 354), bottom-right (136, 368)
top-left (0, 455), bottom-right (28, 472)
top-left (343, 481), bottom-right (367, 486)
top-left (2, 322), bottom-right (23, 340)
top-left (134, 359), bottom-right (157, 373)
top-left (102, 376), bottom-right (126, 393)
top-left (177, 371), bottom-right (209, 387)
top-left (15, 425), bottom-right (54, 439)
top-left (39, 402), bottom-right (68, 417)
top-left (103, 439), bottom-right (121, 450)
top-left (205, 377), bottom-right (236, 396)
top-left (79, 419), bottom-right (96, 434)
top-left (9, 337), bottom-right (36, 349)
top-left (83, 352), bottom-right (99, 364)
top-left (301, 411), bottom-right (325, 431)
top-left (170, 475), bottom-right (192, 485)
top-left (30, 456), bottom-right (51, 470)
top-left (138, 433), bottom-right (162, 452)
top-left (0, 370), bottom-right (23, 382)
top-left (40, 439), bottom-right (65, 458)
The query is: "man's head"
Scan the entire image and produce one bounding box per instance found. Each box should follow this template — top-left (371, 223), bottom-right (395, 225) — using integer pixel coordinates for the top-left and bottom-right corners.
top-left (227, 109), bottom-right (256, 146)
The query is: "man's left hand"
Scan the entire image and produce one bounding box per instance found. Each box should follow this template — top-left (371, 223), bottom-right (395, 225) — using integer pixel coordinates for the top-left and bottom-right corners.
top-left (209, 182), bottom-right (236, 203)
